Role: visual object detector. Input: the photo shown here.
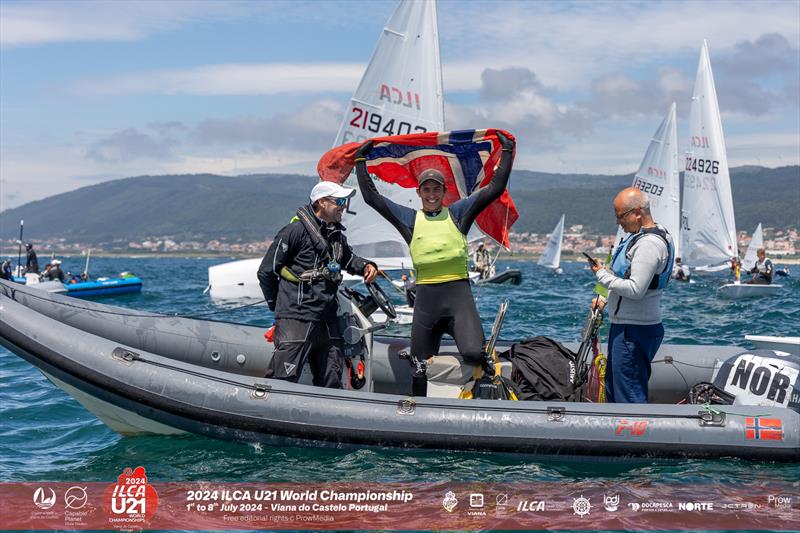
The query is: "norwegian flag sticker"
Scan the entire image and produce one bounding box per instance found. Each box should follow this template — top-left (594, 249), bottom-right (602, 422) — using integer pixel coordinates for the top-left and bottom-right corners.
top-left (745, 417), bottom-right (784, 441)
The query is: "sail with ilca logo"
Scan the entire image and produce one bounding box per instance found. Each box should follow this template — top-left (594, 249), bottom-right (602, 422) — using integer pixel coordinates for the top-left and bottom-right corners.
top-left (334, 0), bottom-right (444, 266)
top-left (680, 39), bottom-right (738, 271)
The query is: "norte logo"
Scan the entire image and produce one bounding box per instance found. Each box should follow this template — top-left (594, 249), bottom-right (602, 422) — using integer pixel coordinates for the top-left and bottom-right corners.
top-left (678, 502), bottom-right (713, 511)
top-left (103, 466), bottom-right (158, 527)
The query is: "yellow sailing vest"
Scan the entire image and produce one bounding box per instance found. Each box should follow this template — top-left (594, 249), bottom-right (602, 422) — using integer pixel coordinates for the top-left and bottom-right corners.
top-left (409, 208), bottom-right (469, 284)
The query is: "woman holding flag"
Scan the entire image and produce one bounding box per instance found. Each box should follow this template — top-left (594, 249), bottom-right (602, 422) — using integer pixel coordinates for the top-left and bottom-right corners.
top-left (352, 130), bottom-right (516, 396)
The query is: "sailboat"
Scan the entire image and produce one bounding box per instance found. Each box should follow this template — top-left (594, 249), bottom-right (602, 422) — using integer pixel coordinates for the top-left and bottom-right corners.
top-left (207, 0), bottom-right (444, 300)
top-left (741, 223), bottom-right (763, 271)
top-left (718, 222), bottom-right (782, 299)
top-left (614, 102), bottom-right (681, 258)
top-left (680, 40), bottom-right (738, 273)
top-left (538, 214), bottom-right (565, 275)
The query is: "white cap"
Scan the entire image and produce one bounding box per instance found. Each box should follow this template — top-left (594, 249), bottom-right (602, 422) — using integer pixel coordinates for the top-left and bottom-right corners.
top-left (310, 181), bottom-right (356, 203)
top-left (51, 259), bottom-right (61, 265)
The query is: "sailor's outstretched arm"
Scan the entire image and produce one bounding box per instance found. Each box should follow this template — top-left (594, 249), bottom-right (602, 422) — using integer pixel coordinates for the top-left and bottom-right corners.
top-left (354, 141), bottom-right (415, 244)
top-left (451, 132), bottom-right (515, 234)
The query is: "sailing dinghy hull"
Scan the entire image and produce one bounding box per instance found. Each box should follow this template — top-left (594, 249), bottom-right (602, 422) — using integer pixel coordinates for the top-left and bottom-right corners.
top-left (718, 283), bottom-right (783, 299)
top-left (1, 280), bottom-right (796, 461)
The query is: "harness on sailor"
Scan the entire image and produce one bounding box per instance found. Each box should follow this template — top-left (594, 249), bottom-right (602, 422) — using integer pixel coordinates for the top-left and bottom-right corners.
top-left (279, 206), bottom-right (345, 285)
top-left (610, 226), bottom-right (675, 314)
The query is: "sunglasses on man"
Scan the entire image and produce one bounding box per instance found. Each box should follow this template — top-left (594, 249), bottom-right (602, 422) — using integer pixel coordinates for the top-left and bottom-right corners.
top-left (327, 197), bottom-right (348, 207)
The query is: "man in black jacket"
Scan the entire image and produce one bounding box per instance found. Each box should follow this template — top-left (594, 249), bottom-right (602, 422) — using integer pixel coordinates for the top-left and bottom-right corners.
top-left (258, 182), bottom-right (378, 388)
top-left (25, 243), bottom-right (39, 275)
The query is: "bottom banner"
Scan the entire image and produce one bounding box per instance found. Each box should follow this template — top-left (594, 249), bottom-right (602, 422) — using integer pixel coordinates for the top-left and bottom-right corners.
top-left (1, 471), bottom-right (797, 531)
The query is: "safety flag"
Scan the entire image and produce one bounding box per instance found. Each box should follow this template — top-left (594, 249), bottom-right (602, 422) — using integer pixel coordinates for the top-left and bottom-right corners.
top-left (317, 129), bottom-right (519, 249)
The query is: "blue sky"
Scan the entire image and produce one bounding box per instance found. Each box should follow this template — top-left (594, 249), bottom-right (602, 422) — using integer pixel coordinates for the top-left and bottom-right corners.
top-left (1, 0), bottom-right (798, 210)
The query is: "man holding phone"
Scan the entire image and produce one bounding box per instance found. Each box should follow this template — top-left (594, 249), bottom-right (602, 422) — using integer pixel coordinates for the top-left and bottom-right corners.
top-left (589, 188), bottom-right (674, 403)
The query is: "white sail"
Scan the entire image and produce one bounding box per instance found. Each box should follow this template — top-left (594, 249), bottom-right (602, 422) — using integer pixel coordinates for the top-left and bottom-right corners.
top-left (538, 214), bottom-right (565, 270)
top-left (207, 0), bottom-right (443, 299)
top-left (335, 0), bottom-right (444, 261)
top-left (742, 223), bottom-right (763, 271)
top-left (680, 39), bottom-right (738, 269)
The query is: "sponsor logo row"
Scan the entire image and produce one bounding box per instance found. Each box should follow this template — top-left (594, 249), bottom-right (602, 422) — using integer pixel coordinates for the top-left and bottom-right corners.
top-left (441, 491), bottom-right (794, 515)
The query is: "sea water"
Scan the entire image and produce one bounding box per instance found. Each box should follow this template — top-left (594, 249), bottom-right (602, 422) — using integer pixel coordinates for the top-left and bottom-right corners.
top-left (1, 257), bottom-right (797, 494)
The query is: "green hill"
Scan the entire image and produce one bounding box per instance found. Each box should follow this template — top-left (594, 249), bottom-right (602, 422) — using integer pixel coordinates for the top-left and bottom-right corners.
top-left (1, 166), bottom-right (797, 246)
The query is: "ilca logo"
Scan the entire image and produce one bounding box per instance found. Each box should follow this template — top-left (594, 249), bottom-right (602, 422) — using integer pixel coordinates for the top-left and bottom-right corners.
top-left (442, 491), bottom-right (458, 513)
top-left (603, 493), bottom-right (620, 512)
top-left (65, 486), bottom-right (88, 510)
top-left (33, 487), bottom-right (57, 510)
top-left (573, 495), bottom-right (591, 517)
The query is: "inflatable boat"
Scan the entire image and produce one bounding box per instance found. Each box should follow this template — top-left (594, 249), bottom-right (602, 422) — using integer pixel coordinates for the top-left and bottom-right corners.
top-left (63, 275), bottom-right (142, 298)
top-left (475, 268), bottom-right (522, 285)
top-left (0, 279), bottom-right (796, 461)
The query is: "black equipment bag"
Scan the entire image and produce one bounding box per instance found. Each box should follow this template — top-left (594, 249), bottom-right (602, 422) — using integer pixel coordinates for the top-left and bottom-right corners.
top-left (502, 336), bottom-right (579, 401)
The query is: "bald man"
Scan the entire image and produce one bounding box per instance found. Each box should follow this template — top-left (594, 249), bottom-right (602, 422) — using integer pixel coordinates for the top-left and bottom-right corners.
top-left (589, 187), bottom-right (675, 403)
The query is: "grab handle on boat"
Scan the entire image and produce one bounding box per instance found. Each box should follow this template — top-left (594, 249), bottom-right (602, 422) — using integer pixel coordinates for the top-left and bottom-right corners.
top-left (343, 323), bottom-right (386, 344)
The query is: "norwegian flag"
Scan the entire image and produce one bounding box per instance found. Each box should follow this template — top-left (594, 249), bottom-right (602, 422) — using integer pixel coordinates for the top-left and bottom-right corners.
top-left (745, 417), bottom-right (784, 441)
top-left (317, 129), bottom-right (519, 249)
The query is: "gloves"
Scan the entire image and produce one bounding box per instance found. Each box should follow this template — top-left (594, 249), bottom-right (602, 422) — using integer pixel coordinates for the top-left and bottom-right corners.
top-left (481, 351), bottom-right (495, 376)
top-left (496, 131), bottom-right (515, 152)
top-left (355, 140), bottom-right (374, 160)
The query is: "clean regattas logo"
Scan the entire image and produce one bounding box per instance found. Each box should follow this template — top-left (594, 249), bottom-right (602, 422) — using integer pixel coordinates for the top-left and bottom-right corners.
top-left (104, 466), bottom-right (158, 528)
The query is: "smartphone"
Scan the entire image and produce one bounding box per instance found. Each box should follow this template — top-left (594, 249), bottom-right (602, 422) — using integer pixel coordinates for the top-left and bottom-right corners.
top-left (582, 251), bottom-right (598, 265)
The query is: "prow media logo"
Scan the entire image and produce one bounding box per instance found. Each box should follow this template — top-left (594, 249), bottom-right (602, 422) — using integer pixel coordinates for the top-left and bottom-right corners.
top-left (103, 466), bottom-right (158, 529)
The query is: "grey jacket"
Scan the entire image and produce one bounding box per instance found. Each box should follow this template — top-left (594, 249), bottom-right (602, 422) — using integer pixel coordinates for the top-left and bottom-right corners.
top-left (596, 229), bottom-right (671, 325)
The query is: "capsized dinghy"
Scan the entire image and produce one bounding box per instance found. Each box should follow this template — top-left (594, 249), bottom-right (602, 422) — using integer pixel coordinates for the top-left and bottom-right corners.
top-left (0, 279), bottom-right (796, 461)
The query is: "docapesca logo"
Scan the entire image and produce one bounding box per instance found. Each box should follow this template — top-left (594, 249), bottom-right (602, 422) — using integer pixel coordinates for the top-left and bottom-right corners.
top-left (103, 466), bottom-right (158, 527)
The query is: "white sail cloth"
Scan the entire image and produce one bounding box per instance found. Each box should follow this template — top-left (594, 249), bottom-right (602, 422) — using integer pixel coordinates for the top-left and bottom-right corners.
top-left (335, 0), bottom-right (444, 261)
top-left (538, 214), bottom-right (565, 270)
top-left (680, 39), bottom-right (738, 269)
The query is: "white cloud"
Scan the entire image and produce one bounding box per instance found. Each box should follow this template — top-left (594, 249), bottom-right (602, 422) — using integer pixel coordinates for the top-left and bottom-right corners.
top-left (70, 63), bottom-right (365, 96)
top-left (438, 0), bottom-right (800, 90)
top-left (0, 0), bottom-right (249, 46)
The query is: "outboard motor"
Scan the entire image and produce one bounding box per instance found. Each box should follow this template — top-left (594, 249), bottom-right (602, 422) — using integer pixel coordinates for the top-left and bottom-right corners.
top-left (690, 350), bottom-right (800, 414)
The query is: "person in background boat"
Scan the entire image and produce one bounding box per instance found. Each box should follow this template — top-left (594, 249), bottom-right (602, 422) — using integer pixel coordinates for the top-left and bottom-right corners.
top-left (258, 182), bottom-right (378, 388)
top-left (745, 248), bottom-right (773, 285)
top-left (354, 132), bottom-right (515, 396)
top-left (1, 259), bottom-right (12, 280)
top-left (672, 257), bottom-right (690, 282)
top-left (730, 256), bottom-right (741, 282)
top-left (401, 274), bottom-right (416, 308)
top-left (25, 243), bottom-right (39, 275)
top-left (44, 259), bottom-right (66, 283)
top-left (589, 188), bottom-right (674, 404)
top-left (472, 243), bottom-right (491, 279)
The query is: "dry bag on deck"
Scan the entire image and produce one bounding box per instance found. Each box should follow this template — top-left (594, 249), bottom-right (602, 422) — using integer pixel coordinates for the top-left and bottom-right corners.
top-left (502, 336), bottom-right (578, 401)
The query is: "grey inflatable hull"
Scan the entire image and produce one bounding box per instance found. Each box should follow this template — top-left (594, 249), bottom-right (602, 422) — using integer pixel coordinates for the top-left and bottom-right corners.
top-left (476, 269), bottom-right (522, 285)
top-left (0, 280), bottom-right (797, 461)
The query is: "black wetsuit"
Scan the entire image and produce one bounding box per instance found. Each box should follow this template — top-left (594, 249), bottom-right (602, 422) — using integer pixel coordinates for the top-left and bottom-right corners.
top-left (356, 150), bottom-right (513, 395)
top-left (257, 205), bottom-right (375, 388)
top-left (26, 250), bottom-right (39, 274)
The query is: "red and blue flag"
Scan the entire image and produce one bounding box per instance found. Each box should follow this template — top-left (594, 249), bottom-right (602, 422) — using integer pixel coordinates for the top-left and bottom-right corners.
top-left (317, 129), bottom-right (519, 249)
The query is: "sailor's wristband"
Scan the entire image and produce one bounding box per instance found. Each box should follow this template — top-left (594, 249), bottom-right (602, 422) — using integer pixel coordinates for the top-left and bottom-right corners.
top-left (354, 157), bottom-right (366, 162)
